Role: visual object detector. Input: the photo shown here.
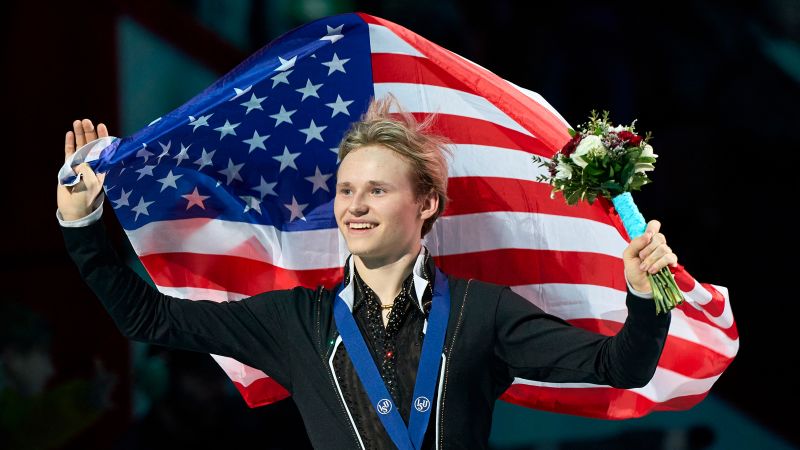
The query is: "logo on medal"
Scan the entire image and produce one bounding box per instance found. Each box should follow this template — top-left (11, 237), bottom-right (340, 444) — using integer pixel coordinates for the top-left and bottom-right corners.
top-left (376, 399), bottom-right (393, 415)
top-left (414, 396), bottom-right (431, 412)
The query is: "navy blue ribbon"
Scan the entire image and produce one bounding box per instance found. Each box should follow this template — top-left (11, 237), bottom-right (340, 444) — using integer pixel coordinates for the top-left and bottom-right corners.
top-left (333, 265), bottom-right (450, 450)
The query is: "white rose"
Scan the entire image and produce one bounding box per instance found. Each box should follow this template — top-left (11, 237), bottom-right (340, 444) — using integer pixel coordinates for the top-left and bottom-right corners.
top-left (555, 160), bottom-right (573, 179)
top-left (641, 144), bottom-right (658, 159)
top-left (635, 144), bottom-right (657, 174)
top-left (572, 135), bottom-right (607, 168)
top-left (610, 125), bottom-right (626, 132)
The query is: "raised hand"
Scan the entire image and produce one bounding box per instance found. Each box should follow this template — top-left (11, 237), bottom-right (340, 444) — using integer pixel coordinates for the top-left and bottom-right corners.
top-left (56, 119), bottom-right (109, 221)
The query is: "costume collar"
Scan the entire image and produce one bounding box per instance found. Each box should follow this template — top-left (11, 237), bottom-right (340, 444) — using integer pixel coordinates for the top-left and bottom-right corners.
top-left (339, 246), bottom-right (432, 314)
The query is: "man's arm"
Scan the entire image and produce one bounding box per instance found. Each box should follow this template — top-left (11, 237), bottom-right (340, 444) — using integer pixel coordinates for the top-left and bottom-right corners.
top-left (61, 216), bottom-right (295, 391)
top-left (493, 287), bottom-right (670, 389)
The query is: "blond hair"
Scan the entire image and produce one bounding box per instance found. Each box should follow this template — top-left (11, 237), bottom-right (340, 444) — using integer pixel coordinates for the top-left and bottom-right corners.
top-left (338, 96), bottom-right (451, 237)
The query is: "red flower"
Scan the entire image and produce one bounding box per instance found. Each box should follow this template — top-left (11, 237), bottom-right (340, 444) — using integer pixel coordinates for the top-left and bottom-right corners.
top-left (617, 130), bottom-right (642, 146)
top-left (561, 134), bottom-right (582, 157)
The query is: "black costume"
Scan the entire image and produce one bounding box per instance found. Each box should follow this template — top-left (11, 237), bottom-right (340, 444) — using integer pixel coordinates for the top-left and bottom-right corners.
top-left (61, 218), bottom-right (670, 449)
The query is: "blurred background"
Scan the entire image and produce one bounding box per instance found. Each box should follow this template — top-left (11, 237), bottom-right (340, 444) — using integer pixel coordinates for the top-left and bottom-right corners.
top-left (2, 0), bottom-right (796, 448)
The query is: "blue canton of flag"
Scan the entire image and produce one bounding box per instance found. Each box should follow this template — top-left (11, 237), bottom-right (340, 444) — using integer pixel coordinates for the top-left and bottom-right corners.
top-left (100, 14), bottom-right (373, 232)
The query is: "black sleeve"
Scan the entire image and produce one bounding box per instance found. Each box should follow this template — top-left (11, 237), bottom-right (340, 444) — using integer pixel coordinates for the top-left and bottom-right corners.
top-left (61, 218), bottom-right (296, 391)
top-left (493, 287), bottom-right (671, 389)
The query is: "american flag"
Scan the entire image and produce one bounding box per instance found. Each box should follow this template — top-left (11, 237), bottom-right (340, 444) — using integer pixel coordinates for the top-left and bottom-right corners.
top-left (82, 12), bottom-right (738, 418)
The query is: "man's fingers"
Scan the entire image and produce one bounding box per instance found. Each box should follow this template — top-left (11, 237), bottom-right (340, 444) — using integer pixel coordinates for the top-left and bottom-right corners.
top-left (65, 131), bottom-right (75, 160)
top-left (73, 120), bottom-right (86, 147)
top-left (82, 119), bottom-right (97, 143)
top-left (74, 163), bottom-right (99, 191)
top-left (97, 123), bottom-right (109, 138)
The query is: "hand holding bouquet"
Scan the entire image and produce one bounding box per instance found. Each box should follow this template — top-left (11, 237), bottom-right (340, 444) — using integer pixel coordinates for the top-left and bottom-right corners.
top-left (532, 111), bottom-right (684, 314)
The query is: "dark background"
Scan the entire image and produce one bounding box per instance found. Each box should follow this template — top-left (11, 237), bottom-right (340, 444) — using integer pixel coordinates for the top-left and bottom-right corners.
top-left (2, 0), bottom-right (795, 448)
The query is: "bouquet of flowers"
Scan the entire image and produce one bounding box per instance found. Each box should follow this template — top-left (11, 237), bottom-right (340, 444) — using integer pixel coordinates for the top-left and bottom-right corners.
top-left (532, 111), bottom-right (683, 314)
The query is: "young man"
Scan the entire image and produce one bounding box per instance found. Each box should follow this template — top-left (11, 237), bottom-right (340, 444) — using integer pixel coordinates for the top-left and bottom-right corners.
top-left (57, 99), bottom-right (675, 449)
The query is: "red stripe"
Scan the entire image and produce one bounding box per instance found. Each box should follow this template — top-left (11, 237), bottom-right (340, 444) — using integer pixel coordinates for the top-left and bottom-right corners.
top-left (140, 252), bottom-right (343, 296)
top-left (359, 12), bottom-right (571, 152)
top-left (678, 300), bottom-right (739, 341)
top-left (232, 377), bottom-right (290, 408)
top-left (444, 177), bottom-right (618, 226)
top-left (571, 318), bottom-right (734, 380)
top-left (410, 112), bottom-right (551, 155)
top-left (372, 53), bottom-right (474, 93)
top-left (143, 248), bottom-right (623, 294)
top-left (499, 384), bottom-right (709, 419)
top-left (434, 249), bottom-right (627, 290)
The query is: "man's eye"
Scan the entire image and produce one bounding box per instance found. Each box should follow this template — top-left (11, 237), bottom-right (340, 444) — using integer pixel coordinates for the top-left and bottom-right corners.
top-left (339, 188), bottom-right (351, 195)
top-left (372, 188), bottom-right (385, 194)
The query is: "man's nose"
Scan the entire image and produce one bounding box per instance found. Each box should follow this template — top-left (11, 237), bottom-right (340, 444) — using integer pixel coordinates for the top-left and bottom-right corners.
top-left (348, 191), bottom-right (369, 215)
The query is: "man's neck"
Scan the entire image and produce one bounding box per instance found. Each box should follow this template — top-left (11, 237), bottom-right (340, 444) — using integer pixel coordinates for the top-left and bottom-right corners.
top-left (353, 244), bottom-right (421, 305)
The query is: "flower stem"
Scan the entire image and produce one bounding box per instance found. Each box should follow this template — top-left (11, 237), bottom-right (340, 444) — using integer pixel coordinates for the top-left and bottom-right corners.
top-left (647, 267), bottom-right (684, 315)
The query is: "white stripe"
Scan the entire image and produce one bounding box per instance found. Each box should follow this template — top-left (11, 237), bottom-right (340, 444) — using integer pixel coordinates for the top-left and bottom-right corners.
top-left (128, 211), bottom-right (628, 272)
top-left (156, 285), bottom-right (249, 301)
top-left (374, 82), bottom-right (534, 137)
top-left (368, 23), bottom-right (425, 57)
top-left (505, 80), bottom-right (572, 129)
top-left (684, 281), bottom-right (736, 330)
top-left (510, 283), bottom-right (739, 359)
top-left (210, 354), bottom-right (269, 387)
top-left (425, 211), bottom-right (629, 259)
top-left (448, 144), bottom-right (551, 181)
top-left (511, 366), bottom-right (721, 404)
top-left (124, 218), bottom-right (347, 270)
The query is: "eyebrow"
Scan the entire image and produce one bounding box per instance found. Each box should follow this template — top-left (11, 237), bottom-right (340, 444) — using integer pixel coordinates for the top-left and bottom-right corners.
top-left (335, 180), bottom-right (395, 188)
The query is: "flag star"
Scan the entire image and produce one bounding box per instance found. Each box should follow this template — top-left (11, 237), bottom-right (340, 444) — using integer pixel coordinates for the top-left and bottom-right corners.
top-left (135, 165), bottom-right (156, 180)
top-left (218, 158), bottom-right (245, 185)
top-left (284, 196), bottom-right (308, 222)
top-left (131, 196), bottom-right (155, 221)
top-left (156, 170), bottom-right (183, 192)
top-left (214, 120), bottom-right (241, 140)
top-left (240, 195), bottom-right (262, 215)
top-left (156, 140), bottom-right (171, 162)
top-left (194, 148), bottom-right (216, 171)
top-left (271, 69), bottom-right (293, 88)
top-left (136, 146), bottom-right (154, 163)
top-left (188, 113), bottom-right (213, 131)
top-left (112, 188), bottom-right (131, 209)
top-left (295, 79), bottom-right (323, 101)
top-left (299, 119), bottom-right (327, 143)
top-left (321, 53), bottom-right (350, 75)
top-left (174, 143), bottom-right (191, 166)
top-left (240, 93), bottom-right (266, 114)
top-left (243, 130), bottom-right (269, 153)
top-left (230, 85), bottom-right (252, 101)
top-left (269, 105), bottom-right (296, 127)
top-left (320, 24), bottom-right (344, 44)
top-left (251, 176), bottom-right (278, 199)
top-left (304, 166), bottom-right (333, 193)
top-left (182, 187), bottom-right (210, 210)
top-left (330, 147), bottom-right (341, 162)
top-left (275, 55), bottom-right (297, 71)
top-left (273, 146), bottom-right (301, 172)
top-left (325, 94), bottom-right (354, 117)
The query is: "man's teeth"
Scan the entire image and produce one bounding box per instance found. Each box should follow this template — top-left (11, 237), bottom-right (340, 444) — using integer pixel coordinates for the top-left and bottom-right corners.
top-left (350, 223), bottom-right (376, 229)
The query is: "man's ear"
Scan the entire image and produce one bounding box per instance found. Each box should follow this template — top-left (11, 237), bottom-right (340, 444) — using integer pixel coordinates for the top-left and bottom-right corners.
top-left (419, 190), bottom-right (439, 220)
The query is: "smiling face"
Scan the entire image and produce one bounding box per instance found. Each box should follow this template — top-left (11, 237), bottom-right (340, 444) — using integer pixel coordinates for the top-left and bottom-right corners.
top-left (334, 144), bottom-right (437, 266)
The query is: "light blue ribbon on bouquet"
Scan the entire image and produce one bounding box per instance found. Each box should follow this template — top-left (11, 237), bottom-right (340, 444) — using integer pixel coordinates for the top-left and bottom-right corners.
top-left (612, 192), bottom-right (647, 239)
